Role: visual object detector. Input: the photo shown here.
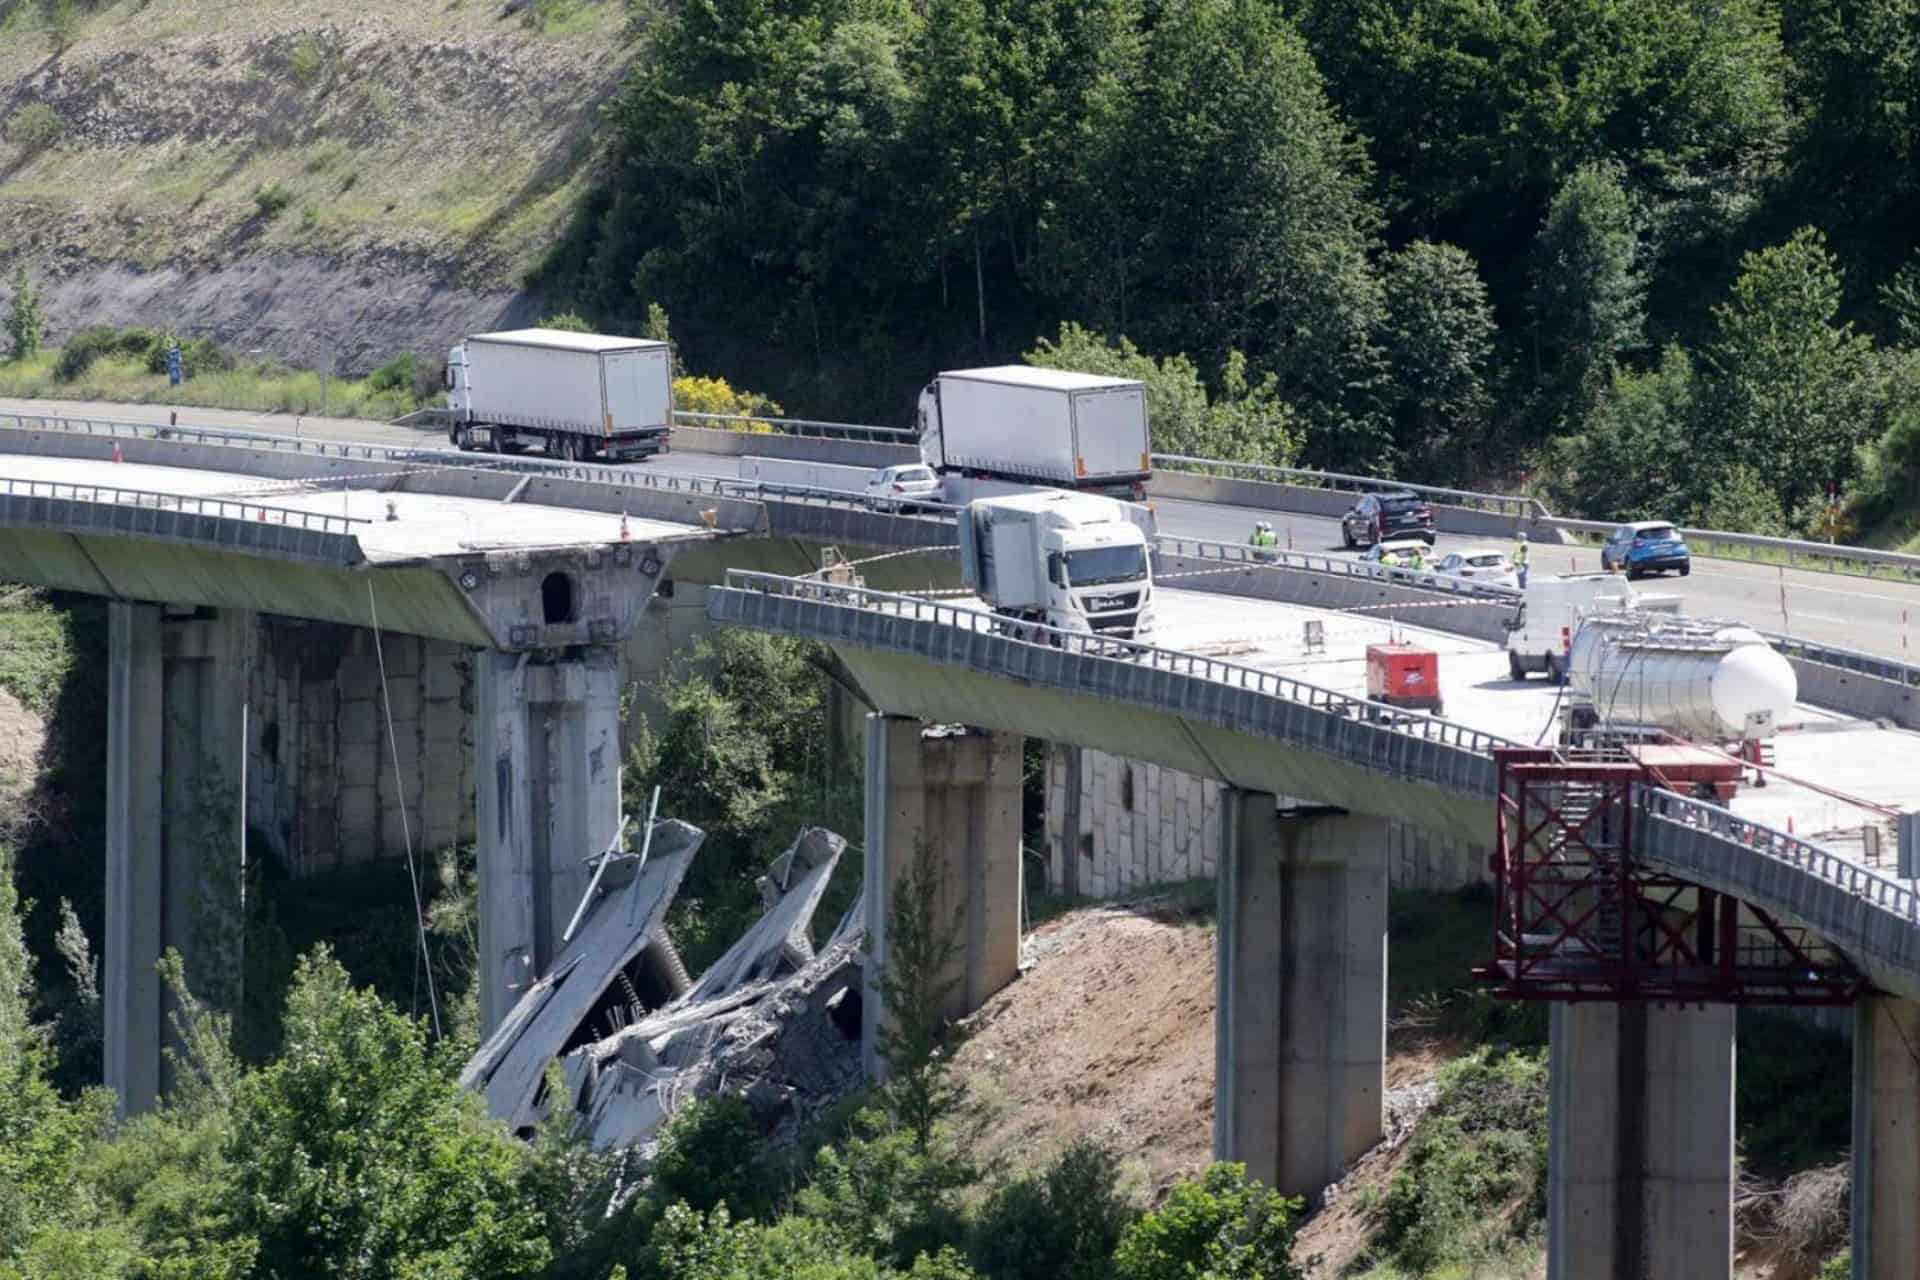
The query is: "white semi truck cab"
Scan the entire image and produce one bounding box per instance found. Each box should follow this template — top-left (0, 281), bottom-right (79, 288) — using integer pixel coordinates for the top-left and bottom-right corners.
top-left (959, 491), bottom-right (1156, 642)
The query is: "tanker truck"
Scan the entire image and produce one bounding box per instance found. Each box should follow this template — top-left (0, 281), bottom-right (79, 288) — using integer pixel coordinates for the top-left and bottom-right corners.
top-left (959, 491), bottom-right (1156, 642)
top-left (1563, 612), bottom-right (1797, 743)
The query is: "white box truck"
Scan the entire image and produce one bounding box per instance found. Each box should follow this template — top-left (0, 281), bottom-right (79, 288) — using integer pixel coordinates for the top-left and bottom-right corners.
top-left (917, 366), bottom-right (1151, 500)
top-left (445, 328), bottom-right (673, 463)
top-left (959, 491), bottom-right (1156, 641)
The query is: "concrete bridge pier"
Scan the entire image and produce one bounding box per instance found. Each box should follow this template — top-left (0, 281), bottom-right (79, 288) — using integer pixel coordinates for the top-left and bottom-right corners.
top-left (474, 647), bottom-right (624, 1032)
top-left (861, 714), bottom-right (1022, 1079)
top-left (1214, 792), bottom-right (1388, 1202)
top-left (1547, 1001), bottom-right (1736, 1280)
top-left (105, 601), bottom-right (255, 1116)
top-left (1852, 995), bottom-right (1920, 1279)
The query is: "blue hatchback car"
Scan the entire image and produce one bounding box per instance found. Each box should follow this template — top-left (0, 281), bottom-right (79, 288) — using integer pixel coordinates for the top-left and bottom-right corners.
top-left (1601, 520), bottom-right (1691, 580)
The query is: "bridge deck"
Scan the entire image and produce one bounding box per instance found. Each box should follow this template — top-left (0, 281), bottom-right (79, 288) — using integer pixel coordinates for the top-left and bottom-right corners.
top-left (4, 454), bottom-right (701, 563)
top-left (989, 587), bottom-right (1920, 868)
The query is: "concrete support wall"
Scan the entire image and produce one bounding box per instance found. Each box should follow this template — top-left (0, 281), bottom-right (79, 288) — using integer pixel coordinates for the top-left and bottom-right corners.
top-left (1046, 744), bottom-right (1487, 897)
top-left (474, 648), bottom-right (624, 1032)
top-left (1853, 996), bottom-right (1920, 1279)
top-left (862, 716), bottom-right (1022, 1079)
top-left (1214, 794), bottom-right (1388, 1202)
top-left (1547, 1002), bottom-right (1736, 1280)
top-left (246, 619), bottom-right (474, 874)
top-left (105, 603), bottom-right (253, 1115)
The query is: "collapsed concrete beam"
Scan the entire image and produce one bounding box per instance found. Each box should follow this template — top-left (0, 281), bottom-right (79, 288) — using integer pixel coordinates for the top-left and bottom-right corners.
top-left (460, 819), bottom-right (703, 1134)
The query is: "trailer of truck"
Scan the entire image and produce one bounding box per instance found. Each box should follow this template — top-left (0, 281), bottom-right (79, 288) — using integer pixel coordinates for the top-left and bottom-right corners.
top-left (445, 328), bottom-right (673, 463)
top-left (959, 491), bottom-right (1156, 641)
top-left (918, 367), bottom-right (1151, 500)
top-left (1565, 614), bottom-right (1797, 742)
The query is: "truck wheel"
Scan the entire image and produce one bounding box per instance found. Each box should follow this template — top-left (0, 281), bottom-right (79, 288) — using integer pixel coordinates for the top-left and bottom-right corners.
top-left (453, 424), bottom-right (475, 452)
top-left (1508, 651), bottom-right (1527, 682)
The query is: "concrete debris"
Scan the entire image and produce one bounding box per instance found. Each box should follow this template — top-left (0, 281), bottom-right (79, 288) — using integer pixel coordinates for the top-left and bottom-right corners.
top-left (463, 825), bottom-right (868, 1156)
top-left (459, 818), bottom-right (704, 1134)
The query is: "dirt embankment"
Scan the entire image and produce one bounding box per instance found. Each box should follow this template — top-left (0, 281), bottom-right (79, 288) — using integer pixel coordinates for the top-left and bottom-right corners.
top-left (0, 0), bottom-right (638, 371)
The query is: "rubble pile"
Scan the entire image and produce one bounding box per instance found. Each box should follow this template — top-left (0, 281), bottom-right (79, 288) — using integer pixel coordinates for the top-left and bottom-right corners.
top-left (463, 823), bottom-right (867, 1156)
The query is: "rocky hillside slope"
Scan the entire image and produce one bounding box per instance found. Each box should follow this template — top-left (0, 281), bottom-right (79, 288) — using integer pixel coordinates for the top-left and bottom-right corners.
top-left (0, 0), bottom-right (637, 371)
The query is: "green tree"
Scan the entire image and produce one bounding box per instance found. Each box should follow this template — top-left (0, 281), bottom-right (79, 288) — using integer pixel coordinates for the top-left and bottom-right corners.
top-left (1533, 163), bottom-right (1643, 432)
top-left (1103, 0), bottom-right (1387, 467)
top-left (1542, 345), bottom-right (1694, 521)
top-left (1024, 323), bottom-right (1300, 465)
top-left (1379, 240), bottom-right (1496, 476)
top-left (5, 267), bottom-right (43, 362)
top-left (795, 1109), bottom-right (974, 1270)
top-left (1699, 228), bottom-right (1877, 514)
top-left (650, 1096), bottom-right (777, 1222)
top-left (1111, 1163), bottom-right (1304, 1280)
top-left (226, 948), bottom-right (549, 1278)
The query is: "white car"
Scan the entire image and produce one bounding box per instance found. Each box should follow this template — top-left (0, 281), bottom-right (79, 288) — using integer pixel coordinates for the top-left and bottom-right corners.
top-left (865, 463), bottom-right (942, 511)
top-left (1432, 547), bottom-right (1519, 590)
top-left (1358, 538), bottom-right (1434, 575)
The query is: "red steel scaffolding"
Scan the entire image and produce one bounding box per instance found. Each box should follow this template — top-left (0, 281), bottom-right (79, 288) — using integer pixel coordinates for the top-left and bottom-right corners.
top-left (1477, 748), bottom-right (1862, 1006)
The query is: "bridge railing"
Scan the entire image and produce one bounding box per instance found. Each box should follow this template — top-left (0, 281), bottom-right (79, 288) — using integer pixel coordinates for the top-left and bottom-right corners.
top-left (715, 568), bottom-right (1523, 762)
top-left (1640, 786), bottom-right (1920, 924)
top-left (0, 475), bottom-right (370, 534)
top-left (1154, 535), bottom-right (1522, 601)
top-left (1151, 453), bottom-right (1539, 518)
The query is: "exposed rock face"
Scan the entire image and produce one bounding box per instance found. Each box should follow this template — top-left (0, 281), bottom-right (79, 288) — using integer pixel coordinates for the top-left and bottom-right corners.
top-left (0, 7), bottom-right (632, 370)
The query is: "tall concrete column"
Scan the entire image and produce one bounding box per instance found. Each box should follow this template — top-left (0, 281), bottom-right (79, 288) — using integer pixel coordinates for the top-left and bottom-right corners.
top-left (862, 715), bottom-right (1022, 1079)
top-left (1852, 995), bottom-right (1920, 1279)
top-left (104, 604), bottom-right (253, 1116)
top-left (1214, 793), bottom-right (1388, 1201)
top-left (1547, 1001), bottom-right (1735, 1280)
top-left (474, 648), bottom-right (623, 1032)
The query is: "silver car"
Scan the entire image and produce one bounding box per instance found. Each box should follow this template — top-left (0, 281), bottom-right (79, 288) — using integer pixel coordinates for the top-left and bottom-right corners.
top-left (865, 464), bottom-right (942, 512)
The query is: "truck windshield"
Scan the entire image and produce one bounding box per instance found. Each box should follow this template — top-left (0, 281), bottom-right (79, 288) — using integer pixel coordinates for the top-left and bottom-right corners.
top-left (1064, 545), bottom-right (1148, 586)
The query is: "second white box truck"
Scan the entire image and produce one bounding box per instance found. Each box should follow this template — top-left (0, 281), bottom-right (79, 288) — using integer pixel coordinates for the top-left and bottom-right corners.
top-left (917, 366), bottom-right (1151, 501)
top-left (445, 328), bottom-right (673, 463)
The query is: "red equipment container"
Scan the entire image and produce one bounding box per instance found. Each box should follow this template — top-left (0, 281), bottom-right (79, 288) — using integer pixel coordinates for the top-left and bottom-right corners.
top-left (1366, 643), bottom-right (1442, 713)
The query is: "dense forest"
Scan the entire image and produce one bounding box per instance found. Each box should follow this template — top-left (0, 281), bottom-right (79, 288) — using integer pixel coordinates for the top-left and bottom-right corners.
top-left (542, 0), bottom-right (1920, 537)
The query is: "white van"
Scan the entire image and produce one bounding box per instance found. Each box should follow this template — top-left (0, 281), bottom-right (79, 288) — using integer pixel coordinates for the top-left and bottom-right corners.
top-left (1504, 575), bottom-right (1639, 682)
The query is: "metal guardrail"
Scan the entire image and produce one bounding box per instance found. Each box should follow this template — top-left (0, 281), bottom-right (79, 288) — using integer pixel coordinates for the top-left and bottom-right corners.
top-left (1762, 631), bottom-right (1920, 688)
top-left (0, 411), bottom-right (959, 523)
top-left (1641, 787), bottom-right (1919, 924)
top-left (715, 569), bottom-right (1522, 762)
top-left (1542, 515), bottom-right (1920, 582)
top-left (1151, 453), bottom-right (1538, 518)
top-left (1154, 536), bottom-right (1522, 601)
top-left (673, 410), bottom-right (916, 443)
top-left (10, 407), bottom-right (1920, 584)
top-left (0, 475), bottom-right (369, 534)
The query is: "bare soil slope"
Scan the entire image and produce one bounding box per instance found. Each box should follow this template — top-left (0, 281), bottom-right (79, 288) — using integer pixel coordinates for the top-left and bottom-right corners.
top-left (0, 0), bottom-right (637, 368)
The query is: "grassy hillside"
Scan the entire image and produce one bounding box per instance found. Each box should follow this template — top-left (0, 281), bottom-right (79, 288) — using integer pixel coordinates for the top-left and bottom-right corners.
top-left (0, 0), bottom-right (633, 279)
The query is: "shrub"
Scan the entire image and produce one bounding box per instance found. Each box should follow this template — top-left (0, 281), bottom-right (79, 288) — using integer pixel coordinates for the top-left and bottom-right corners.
top-left (1112, 1163), bottom-right (1305, 1280)
top-left (143, 334), bottom-right (234, 379)
top-left (674, 375), bottom-right (782, 427)
top-left (793, 1108), bottom-right (974, 1269)
top-left (649, 1095), bottom-right (777, 1222)
top-left (287, 34), bottom-right (329, 86)
top-left (969, 1140), bottom-right (1136, 1280)
top-left (53, 325), bottom-right (123, 382)
top-left (1374, 1049), bottom-right (1548, 1274)
top-left (5, 102), bottom-right (62, 152)
top-left (253, 184), bottom-right (294, 219)
top-left (367, 352), bottom-right (417, 394)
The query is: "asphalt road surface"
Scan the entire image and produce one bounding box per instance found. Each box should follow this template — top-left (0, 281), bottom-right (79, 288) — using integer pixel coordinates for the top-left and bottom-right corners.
top-left (5, 396), bottom-right (1914, 663)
